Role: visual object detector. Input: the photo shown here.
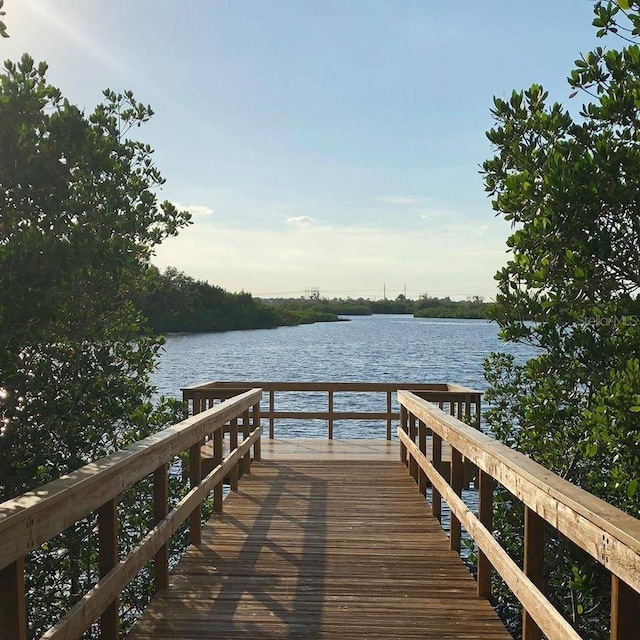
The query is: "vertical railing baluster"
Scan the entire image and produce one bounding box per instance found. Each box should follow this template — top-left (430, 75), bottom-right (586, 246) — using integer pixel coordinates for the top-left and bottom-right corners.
top-left (432, 431), bottom-right (442, 521)
top-left (477, 470), bottom-right (494, 598)
top-left (269, 390), bottom-right (275, 439)
top-left (399, 405), bottom-right (408, 466)
top-left (418, 419), bottom-right (427, 496)
top-left (229, 417), bottom-right (239, 490)
top-left (252, 402), bottom-right (262, 461)
top-left (409, 414), bottom-right (418, 482)
top-left (189, 443), bottom-right (202, 544)
top-left (153, 464), bottom-right (169, 592)
top-left (0, 558), bottom-right (27, 640)
top-left (386, 391), bottom-right (392, 441)
top-left (328, 390), bottom-right (334, 440)
top-left (242, 409), bottom-right (251, 475)
top-left (98, 498), bottom-right (119, 639)
top-left (213, 425), bottom-right (223, 513)
top-left (523, 506), bottom-right (544, 640)
top-left (611, 575), bottom-right (640, 640)
top-left (450, 448), bottom-right (463, 552)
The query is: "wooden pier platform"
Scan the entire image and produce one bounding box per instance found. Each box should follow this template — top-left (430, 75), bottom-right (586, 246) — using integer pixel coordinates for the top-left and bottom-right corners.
top-left (129, 456), bottom-right (510, 639)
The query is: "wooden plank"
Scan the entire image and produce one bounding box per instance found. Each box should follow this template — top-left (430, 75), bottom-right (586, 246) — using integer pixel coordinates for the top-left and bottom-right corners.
top-left (477, 470), bottom-right (493, 598)
top-left (398, 390), bottom-right (640, 595)
top-left (129, 459), bottom-right (509, 640)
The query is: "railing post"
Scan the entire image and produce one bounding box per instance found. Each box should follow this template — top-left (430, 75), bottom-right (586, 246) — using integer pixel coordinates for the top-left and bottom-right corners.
top-left (399, 405), bottom-right (408, 466)
top-left (98, 498), bottom-right (119, 640)
top-left (409, 414), bottom-right (418, 482)
top-left (213, 425), bottom-right (223, 513)
top-left (189, 442), bottom-right (202, 544)
top-left (229, 417), bottom-right (239, 491)
top-left (386, 391), bottom-right (392, 440)
top-left (477, 470), bottom-right (494, 598)
top-left (252, 402), bottom-right (262, 461)
top-left (431, 432), bottom-right (442, 522)
top-left (0, 558), bottom-right (27, 640)
top-left (418, 419), bottom-right (427, 496)
top-left (611, 575), bottom-right (640, 640)
top-left (242, 409), bottom-right (251, 475)
top-left (269, 390), bottom-right (275, 439)
top-left (328, 390), bottom-right (334, 440)
top-left (450, 448), bottom-right (463, 552)
top-left (153, 464), bottom-right (169, 591)
top-left (523, 506), bottom-right (544, 640)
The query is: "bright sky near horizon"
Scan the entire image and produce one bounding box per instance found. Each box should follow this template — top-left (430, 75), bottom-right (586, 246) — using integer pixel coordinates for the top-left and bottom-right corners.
top-left (4, 1), bottom-right (604, 300)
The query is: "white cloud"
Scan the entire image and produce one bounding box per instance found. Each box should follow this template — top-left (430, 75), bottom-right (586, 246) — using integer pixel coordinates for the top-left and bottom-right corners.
top-left (173, 203), bottom-right (214, 217)
top-left (286, 216), bottom-right (314, 227)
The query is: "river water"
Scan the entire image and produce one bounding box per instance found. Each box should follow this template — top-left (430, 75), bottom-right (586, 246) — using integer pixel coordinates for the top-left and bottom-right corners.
top-left (152, 314), bottom-right (535, 434)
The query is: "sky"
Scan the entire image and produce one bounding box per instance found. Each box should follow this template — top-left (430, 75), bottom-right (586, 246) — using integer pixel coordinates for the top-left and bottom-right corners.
top-left (3, 1), bottom-right (607, 300)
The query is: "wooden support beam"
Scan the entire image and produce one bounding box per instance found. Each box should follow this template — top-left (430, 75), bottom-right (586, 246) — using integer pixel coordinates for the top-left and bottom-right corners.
top-left (153, 464), bottom-right (169, 591)
top-left (477, 470), bottom-right (493, 598)
top-left (328, 391), bottom-right (334, 440)
top-left (399, 405), bottom-right (408, 466)
top-left (98, 498), bottom-right (119, 640)
top-left (213, 427), bottom-right (223, 513)
top-left (386, 391), bottom-right (392, 440)
top-left (0, 558), bottom-right (26, 640)
top-left (523, 506), bottom-right (544, 640)
top-left (450, 448), bottom-right (463, 553)
top-left (418, 420), bottom-right (427, 496)
top-left (611, 575), bottom-right (640, 640)
top-left (229, 418), bottom-right (239, 491)
top-left (189, 443), bottom-right (202, 544)
top-left (409, 415), bottom-right (418, 483)
top-left (269, 390), bottom-right (275, 439)
top-left (432, 432), bottom-right (442, 522)
top-left (252, 403), bottom-right (261, 461)
top-left (242, 410), bottom-right (251, 475)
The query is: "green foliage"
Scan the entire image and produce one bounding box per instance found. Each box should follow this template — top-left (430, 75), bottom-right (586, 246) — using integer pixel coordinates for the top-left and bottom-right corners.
top-left (482, 3), bottom-right (640, 636)
top-left (140, 266), bottom-right (342, 332)
top-left (0, 0), bottom-right (8, 38)
top-left (413, 294), bottom-right (490, 319)
top-left (0, 54), bottom-right (190, 636)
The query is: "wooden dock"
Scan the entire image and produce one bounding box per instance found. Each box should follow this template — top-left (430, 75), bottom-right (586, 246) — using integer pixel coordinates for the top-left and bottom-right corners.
top-left (129, 455), bottom-right (510, 639)
top-left (5, 384), bottom-right (639, 640)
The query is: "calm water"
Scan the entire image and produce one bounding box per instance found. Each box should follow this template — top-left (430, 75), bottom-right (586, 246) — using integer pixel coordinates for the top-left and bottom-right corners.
top-left (152, 315), bottom-right (535, 437)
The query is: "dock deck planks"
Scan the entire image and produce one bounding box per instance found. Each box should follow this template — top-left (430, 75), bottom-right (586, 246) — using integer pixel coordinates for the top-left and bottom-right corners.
top-left (129, 458), bottom-right (510, 639)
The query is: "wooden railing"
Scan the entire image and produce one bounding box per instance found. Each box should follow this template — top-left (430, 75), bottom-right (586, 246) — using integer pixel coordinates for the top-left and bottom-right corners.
top-left (397, 390), bottom-right (640, 640)
top-left (0, 389), bottom-right (263, 640)
top-left (183, 381), bottom-right (481, 439)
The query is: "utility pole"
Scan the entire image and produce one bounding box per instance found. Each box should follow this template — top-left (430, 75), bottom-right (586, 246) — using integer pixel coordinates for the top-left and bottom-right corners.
top-left (383, 283), bottom-right (386, 300)
top-left (404, 284), bottom-right (407, 297)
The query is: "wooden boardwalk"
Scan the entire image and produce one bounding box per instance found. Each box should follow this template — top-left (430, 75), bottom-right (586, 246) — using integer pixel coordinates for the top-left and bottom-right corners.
top-left (129, 456), bottom-right (509, 639)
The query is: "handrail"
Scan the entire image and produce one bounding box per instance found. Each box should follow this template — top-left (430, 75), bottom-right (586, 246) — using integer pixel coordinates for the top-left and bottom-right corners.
top-left (397, 389), bottom-right (640, 640)
top-left (0, 388), bottom-right (263, 640)
top-left (183, 381), bottom-right (482, 439)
